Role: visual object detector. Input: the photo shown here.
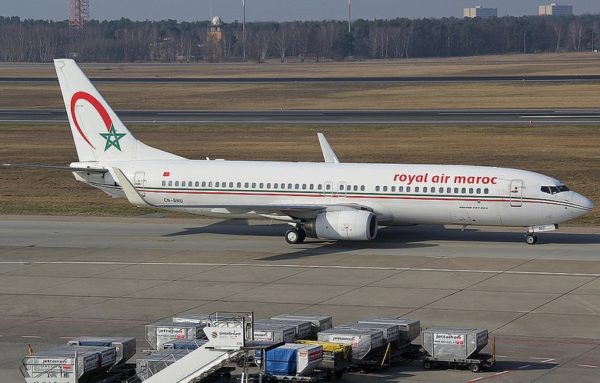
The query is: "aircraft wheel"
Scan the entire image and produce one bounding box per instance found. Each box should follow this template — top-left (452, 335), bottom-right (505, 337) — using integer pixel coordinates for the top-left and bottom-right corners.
top-left (470, 363), bottom-right (481, 373)
top-left (285, 227), bottom-right (304, 244)
top-left (525, 234), bottom-right (538, 245)
top-left (297, 227), bottom-right (306, 243)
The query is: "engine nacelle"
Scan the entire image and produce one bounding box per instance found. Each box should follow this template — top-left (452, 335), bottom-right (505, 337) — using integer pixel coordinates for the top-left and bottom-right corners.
top-left (306, 210), bottom-right (378, 241)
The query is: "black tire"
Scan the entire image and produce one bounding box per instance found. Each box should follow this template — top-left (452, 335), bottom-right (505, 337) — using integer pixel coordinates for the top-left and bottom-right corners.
top-left (285, 228), bottom-right (300, 244)
top-left (526, 234), bottom-right (538, 245)
top-left (423, 361), bottom-right (432, 369)
top-left (470, 363), bottom-right (481, 373)
top-left (297, 228), bottom-right (306, 243)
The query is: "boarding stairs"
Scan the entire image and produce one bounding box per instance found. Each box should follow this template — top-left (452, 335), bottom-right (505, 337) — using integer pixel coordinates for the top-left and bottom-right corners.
top-left (141, 312), bottom-right (254, 383)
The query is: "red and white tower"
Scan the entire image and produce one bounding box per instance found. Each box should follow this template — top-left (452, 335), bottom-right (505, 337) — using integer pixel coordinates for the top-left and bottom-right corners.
top-left (69, 0), bottom-right (89, 29)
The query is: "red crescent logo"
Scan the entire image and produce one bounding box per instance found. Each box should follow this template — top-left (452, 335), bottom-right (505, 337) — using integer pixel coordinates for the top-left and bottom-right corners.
top-left (70, 91), bottom-right (113, 149)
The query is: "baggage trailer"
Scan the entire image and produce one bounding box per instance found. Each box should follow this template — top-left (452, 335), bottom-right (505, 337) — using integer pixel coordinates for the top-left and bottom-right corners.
top-left (296, 340), bottom-right (352, 379)
top-left (420, 327), bottom-right (495, 372)
top-left (145, 321), bottom-right (206, 350)
top-left (257, 343), bottom-right (324, 383)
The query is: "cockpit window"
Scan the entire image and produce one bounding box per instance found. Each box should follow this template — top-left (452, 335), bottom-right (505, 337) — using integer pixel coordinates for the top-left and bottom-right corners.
top-left (541, 185), bottom-right (569, 195)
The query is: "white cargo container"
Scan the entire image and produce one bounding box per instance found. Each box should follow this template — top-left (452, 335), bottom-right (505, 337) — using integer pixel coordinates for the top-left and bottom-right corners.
top-left (24, 346), bottom-right (102, 381)
top-left (421, 327), bottom-right (488, 360)
top-left (318, 328), bottom-right (384, 361)
top-left (67, 337), bottom-right (136, 364)
top-left (357, 318), bottom-right (421, 345)
top-left (337, 322), bottom-right (400, 345)
top-left (271, 314), bottom-right (332, 336)
top-left (145, 321), bottom-right (206, 350)
top-left (253, 322), bottom-right (297, 343)
top-left (256, 319), bottom-right (313, 339)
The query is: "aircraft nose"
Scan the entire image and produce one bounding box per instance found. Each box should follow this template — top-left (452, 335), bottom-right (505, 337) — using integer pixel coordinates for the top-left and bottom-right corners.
top-left (571, 192), bottom-right (593, 218)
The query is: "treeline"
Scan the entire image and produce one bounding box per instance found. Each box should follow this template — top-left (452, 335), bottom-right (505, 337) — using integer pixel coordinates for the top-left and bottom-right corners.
top-left (0, 14), bottom-right (599, 62)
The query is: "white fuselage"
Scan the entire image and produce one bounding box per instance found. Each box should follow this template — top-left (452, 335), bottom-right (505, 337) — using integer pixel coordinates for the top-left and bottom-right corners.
top-left (81, 159), bottom-right (592, 228)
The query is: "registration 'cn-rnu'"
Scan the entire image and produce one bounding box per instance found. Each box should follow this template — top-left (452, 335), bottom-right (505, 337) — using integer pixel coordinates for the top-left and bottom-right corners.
top-left (13, 59), bottom-right (593, 245)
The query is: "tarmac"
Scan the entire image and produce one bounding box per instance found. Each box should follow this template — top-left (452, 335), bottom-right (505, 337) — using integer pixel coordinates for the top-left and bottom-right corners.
top-left (1, 215), bottom-right (599, 382)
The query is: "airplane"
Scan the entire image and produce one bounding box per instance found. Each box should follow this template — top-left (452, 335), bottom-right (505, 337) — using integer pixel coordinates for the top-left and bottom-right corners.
top-left (5, 59), bottom-right (593, 245)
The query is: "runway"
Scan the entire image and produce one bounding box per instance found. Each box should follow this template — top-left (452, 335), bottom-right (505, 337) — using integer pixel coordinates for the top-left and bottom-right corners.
top-left (2, 74), bottom-right (600, 84)
top-left (3, 108), bottom-right (600, 125)
top-left (0, 216), bottom-right (599, 382)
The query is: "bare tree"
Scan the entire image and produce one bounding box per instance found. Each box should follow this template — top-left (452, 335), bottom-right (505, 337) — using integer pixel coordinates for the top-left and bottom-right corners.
top-left (568, 19), bottom-right (585, 52)
top-left (550, 19), bottom-right (563, 51)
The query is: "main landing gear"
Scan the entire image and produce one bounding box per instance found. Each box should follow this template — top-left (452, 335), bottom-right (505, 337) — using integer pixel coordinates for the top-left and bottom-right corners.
top-left (285, 225), bottom-right (306, 244)
top-left (525, 234), bottom-right (538, 245)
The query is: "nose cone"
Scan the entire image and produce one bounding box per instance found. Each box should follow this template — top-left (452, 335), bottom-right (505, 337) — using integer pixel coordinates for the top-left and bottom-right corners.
top-left (571, 192), bottom-right (593, 218)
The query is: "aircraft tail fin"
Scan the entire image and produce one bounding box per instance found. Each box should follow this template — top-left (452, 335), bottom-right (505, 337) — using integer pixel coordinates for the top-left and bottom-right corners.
top-left (54, 59), bottom-right (182, 162)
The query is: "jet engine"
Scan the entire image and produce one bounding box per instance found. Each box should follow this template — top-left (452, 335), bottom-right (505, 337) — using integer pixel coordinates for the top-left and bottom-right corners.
top-left (305, 210), bottom-right (378, 241)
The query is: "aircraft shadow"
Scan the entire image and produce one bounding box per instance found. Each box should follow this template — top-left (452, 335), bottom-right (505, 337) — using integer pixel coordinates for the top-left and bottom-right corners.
top-left (163, 220), bottom-right (600, 246)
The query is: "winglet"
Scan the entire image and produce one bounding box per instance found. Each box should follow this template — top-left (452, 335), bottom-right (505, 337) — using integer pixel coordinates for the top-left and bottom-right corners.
top-left (109, 167), bottom-right (153, 208)
top-left (317, 133), bottom-right (340, 164)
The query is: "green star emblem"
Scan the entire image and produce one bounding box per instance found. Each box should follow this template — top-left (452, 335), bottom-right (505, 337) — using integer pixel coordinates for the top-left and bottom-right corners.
top-left (99, 124), bottom-right (126, 151)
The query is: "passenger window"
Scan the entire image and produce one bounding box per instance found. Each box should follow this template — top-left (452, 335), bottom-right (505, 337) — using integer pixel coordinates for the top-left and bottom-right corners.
top-left (201, 181), bottom-right (206, 187)
top-left (484, 188), bottom-right (489, 194)
top-left (391, 186), bottom-right (396, 192)
top-left (195, 181), bottom-right (199, 187)
top-left (383, 186), bottom-right (388, 192)
top-left (295, 184), bottom-right (300, 189)
top-left (447, 187), bottom-right (451, 193)
top-left (187, 181), bottom-right (191, 187)
top-left (469, 188), bottom-right (474, 194)
top-left (309, 184), bottom-right (314, 190)
top-left (274, 183), bottom-right (278, 189)
top-left (259, 183), bottom-right (264, 188)
top-left (162, 181), bottom-right (166, 186)
top-left (375, 186), bottom-right (380, 192)
top-left (215, 182), bottom-right (220, 187)
top-left (354, 185), bottom-right (358, 191)
top-left (399, 186), bottom-right (404, 192)
top-left (423, 187), bottom-right (428, 193)
top-left (415, 187), bottom-right (420, 193)
top-left (288, 183), bottom-right (293, 189)
top-left (326, 184), bottom-right (331, 191)
top-left (267, 183), bottom-right (271, 189)
top-left (229, 182), bottom-right (234, 188)
top-left (318, 184), bottom-right (322, 190)
top-left (208, 181), bottom-right (213, 187)
top-left (244, 182), bottom-right (249, 188)
top-left (454, 187), bottom-right (459, 193)
top-left (175, 181), bottom-right (179, 187)
top-left (302, 184), bottom-right (307, 190)
top-left (361, 185), bottom-right (365, 191)
top-left (476, 188), bottom-right (481, 194)
top-left (168, 180), bottom-right (173, 186)
top-left (439, 187), bottom-right (444, 193)
top-left (461, 188), bottom-right (466, 193)
top-left (407, 186), bottom-right (411, 192)
top-left (237, 182), bottom-right (241, 188)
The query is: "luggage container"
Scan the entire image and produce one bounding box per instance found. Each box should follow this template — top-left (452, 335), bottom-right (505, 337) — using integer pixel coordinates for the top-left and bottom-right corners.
top-left (162, 339), bottom-right (208, 350)
top-left (357, 318), bottom-right (420, 345)
top-left (253, 322), bottom-right (297, 343)
top-left (271, 315), bottom-right (332, 337)
top-left (260, 343), bottom-right (323, 377)
top-left (421, 327), bottom-right (494, 372)
top-left (257, 319), bottom-right (313, 340)
top-left (172, 313), bottom-right (241, 327)
top-left (67, 336), bottom-right (136, 364)
top-left (317, 328), bottom-right (384, 363)
top-left (145, 321), bottom-right (206, 350)
top-left (23, 346), bottom-right (102, 381)
top-left (296, 340), bottom-right (352, 379)
top-left (135, 349), bottom-right (191, 380)
top-left (337, 322), bottom-right (400, 346)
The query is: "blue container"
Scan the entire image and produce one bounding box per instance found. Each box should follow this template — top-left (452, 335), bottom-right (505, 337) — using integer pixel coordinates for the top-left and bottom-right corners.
top-left (265, 347), bottom-right (297, 376)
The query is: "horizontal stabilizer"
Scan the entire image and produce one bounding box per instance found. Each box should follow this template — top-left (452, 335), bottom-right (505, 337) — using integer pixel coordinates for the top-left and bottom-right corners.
top-left (2, 163), bottom-right (107, 173)
top-left (317, 133), bottom-right (340, 164)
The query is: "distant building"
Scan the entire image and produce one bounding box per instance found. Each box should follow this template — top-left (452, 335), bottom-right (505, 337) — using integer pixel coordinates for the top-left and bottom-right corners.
top-left (207, 16), bottom-right (223, 62)
top-left (538, 3), bottom-right (573, 16)
top-left (464, 6), bottom-right (498, 19)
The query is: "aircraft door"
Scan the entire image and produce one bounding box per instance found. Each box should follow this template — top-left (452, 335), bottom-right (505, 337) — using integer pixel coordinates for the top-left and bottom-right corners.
top-left (510, 179), bottom-right (523, 207)
top-left (134, 171), bottom-right (146, 196)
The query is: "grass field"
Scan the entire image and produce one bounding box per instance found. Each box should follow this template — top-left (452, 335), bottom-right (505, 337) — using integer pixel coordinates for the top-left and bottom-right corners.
top-left (1, 124), bottom-right (598, 223)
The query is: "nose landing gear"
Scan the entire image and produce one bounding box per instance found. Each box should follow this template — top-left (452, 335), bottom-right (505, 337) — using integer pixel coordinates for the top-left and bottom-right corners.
top-left (525, 234), bottom-right (538, 245)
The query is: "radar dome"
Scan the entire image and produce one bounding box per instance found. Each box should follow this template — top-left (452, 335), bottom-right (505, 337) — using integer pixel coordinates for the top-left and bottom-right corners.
top-left (211, 16), bottom-right (222, 26)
